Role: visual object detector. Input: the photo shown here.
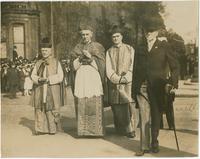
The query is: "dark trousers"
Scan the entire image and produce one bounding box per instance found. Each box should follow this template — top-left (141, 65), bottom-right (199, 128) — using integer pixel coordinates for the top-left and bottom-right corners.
top-left (111, 103), bottom-right (134, 134)
top-left (9, 84), bottom-right (18, 98)
top-left (147, 79), bottom-right (166, 147)
top-left (161, 93), bottom-right (175, 128)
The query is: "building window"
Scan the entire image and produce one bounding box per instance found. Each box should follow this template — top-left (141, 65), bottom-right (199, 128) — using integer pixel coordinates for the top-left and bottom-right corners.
top-left (13, 24), bottom-right (25, 58)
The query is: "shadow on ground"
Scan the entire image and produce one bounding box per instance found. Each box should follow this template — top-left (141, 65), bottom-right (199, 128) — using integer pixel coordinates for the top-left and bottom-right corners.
top-left (149, 146), bottom-right (197, 157)
top-left (104, 127), bottom-right (197, 157)
top-left (2, 94), bottom-right (19, 99)
top-left (19, 112), bottom-right (197, 157)
top-left (160, 128), bottom-right (198, 135)
top-left (19, 117), bottom-right (35, 135)
top-left (58, 114), bottom-right (198, 157)
top-left (60, 116), bottom-right (77, 138)
top-left (3, 94), bottom-right (10, 98)
top-left (176, 129), bottom-right (198, 135)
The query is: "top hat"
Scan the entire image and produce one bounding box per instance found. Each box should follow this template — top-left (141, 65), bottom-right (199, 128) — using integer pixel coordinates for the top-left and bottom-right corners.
top-left (142, 15), bottom-right (165, 32)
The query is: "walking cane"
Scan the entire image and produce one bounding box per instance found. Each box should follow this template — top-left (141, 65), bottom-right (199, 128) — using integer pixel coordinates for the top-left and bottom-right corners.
top-left (140, 85), bottom-right (180, 151)
top-left (169, 91), bottom-right (180, 151)
top-left (173, 123), bottom-right (180, 151)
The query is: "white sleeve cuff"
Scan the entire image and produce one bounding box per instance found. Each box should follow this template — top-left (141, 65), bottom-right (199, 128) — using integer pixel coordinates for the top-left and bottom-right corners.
top-left (73, 58), bottom-right (81, 70)
top-left (123, 70), bottom-right (132, 82)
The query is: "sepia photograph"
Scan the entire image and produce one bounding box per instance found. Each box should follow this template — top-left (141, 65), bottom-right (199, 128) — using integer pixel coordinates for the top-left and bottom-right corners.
top-left (1, 0), bottom-right (199, 157)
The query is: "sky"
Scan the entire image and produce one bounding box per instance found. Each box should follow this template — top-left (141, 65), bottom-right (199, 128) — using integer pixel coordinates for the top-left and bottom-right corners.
top-left (162, 0), bottom-right (198, 44)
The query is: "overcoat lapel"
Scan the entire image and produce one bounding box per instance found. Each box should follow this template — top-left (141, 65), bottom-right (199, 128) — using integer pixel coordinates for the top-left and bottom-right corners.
top-left (149, 39), bottom-right (159, 53)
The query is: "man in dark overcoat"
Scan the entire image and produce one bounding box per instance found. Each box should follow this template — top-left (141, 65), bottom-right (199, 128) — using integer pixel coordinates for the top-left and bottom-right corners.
top-left (132, 19), bottom-right (179, 155)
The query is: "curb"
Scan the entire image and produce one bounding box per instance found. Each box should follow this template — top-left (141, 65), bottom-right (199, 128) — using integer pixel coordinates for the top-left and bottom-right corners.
top-left (176, 94), bottom-right (198, 98)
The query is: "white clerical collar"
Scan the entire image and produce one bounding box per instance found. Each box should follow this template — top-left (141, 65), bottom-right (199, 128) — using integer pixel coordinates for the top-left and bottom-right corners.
top-left (114, 42), bottom-right (123, 48)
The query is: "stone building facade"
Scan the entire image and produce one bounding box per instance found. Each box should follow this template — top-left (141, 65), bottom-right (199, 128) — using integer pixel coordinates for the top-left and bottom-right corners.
top-left (1, 2), bottom-right (40, 60)
top-left (1, 1), bottom-right (137, 60)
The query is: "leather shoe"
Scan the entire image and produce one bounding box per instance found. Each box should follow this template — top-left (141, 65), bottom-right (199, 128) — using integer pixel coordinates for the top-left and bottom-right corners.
top-left (49, 133), bottom-right (55, 135)
top-left (135, 150), bottom-right (150, 156)
top-left (35, 131), bottom-right (46, 135)
top-left (126, 131), bottom-right (136, 138)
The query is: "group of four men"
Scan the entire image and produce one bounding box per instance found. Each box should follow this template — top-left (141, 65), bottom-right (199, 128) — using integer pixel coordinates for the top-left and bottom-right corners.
top-left (31, 21), bottom-right (179, 156)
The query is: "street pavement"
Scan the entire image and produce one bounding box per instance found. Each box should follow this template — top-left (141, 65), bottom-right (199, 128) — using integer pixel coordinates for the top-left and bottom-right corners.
top-left (176, 80), bottom-right (198, 97)
top-left (1, 81), bottom-right (199, 157)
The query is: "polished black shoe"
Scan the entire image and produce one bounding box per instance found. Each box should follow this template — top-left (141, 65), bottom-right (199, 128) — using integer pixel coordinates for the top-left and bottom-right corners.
top-left (49, 133), bottom-right (55, 135)
top-left (135, 150), bottom-right (150, 156)
top-left (126, 131), bottom-right (136, 138)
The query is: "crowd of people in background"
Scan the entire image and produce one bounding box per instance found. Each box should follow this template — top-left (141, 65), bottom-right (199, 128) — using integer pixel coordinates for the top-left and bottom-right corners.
top-left (0, 52), bottom-right (71, 99)
top-left (1, 56), bottom-right (36, 98)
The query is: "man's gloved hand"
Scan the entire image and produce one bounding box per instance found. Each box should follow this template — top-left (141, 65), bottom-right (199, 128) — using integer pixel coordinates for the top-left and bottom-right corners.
top-left (170, 88), bottom-right (177, 94)
top-left (165, 83), bottom-right (177, 94)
